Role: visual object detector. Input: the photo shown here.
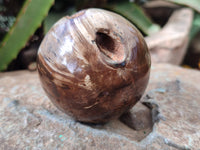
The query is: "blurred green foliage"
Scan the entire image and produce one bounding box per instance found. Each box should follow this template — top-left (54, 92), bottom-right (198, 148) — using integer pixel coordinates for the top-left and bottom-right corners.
top-left (108, 2), bottom-right (160, 35)
top-left (164, 0), bottom-right (200, 13)
top-left (0, 0), bottom-right (54, 71)
top-left (190, 12), bottom-right (200, 40)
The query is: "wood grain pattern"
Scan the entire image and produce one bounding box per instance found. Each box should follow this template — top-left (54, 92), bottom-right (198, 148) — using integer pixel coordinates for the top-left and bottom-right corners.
top-left (37, 8), bottom-right (151, 123)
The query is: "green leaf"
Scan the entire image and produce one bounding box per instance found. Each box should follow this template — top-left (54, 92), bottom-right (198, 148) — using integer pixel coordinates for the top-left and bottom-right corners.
top-left (164, 0), bottom-right (200, 13)
top-left (108, 2), bottom-right (161, 35)
top-left (0, 0), bottom-right (54, 71)
top-left (44, 7), bottom-right (76, 34)
top-left (189, 12), bottom-right (200, 40)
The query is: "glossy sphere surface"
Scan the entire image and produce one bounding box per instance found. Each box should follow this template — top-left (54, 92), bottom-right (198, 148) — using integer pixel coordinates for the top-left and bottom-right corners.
top-left (37, 8), bottom-right (151, 123)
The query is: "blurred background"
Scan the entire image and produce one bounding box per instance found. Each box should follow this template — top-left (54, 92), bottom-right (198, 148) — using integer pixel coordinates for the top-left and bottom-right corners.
top-left (0, 0), bottom-right (200, 72)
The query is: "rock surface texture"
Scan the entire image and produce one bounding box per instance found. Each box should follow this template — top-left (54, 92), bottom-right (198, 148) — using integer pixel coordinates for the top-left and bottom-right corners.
top-left (145, 8), bottom-right (193, 65)
top-left (0, 64), bottom-right (200, 149)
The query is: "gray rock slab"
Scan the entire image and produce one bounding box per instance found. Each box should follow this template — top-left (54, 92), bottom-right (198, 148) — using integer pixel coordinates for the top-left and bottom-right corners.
top-left (0, 64), bottom-right (200, 149)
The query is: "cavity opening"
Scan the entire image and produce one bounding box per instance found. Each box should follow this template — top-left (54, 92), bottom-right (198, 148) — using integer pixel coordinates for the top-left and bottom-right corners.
top-left (95, 31), bottom-right (125, 63)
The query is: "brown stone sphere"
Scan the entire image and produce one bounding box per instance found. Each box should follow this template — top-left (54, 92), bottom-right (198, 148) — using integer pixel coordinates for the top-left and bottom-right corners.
top-left (37, 8), bottom-right (151, 123)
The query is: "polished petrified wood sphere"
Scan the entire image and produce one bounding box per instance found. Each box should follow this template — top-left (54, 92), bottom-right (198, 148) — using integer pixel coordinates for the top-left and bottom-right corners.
top-left (37, 8), bottom-right (151, 123)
